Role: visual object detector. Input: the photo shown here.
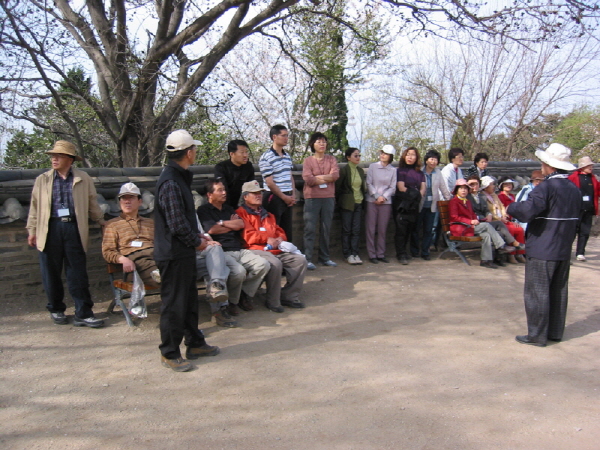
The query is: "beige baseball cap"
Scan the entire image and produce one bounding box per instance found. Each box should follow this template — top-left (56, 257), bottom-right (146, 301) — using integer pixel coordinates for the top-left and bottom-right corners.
top-left (118, 182), bottom-right (141, 198)
top-left (165, 130), bottom-right (202, 152)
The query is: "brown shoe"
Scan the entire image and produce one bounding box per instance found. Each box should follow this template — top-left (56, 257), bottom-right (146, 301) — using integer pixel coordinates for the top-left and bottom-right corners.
top-left (213, 306), bottom-right (238, 328)
top-left (238, 291), bottom-right (254, 311)
top-left (507, 254), bottom-right (518, 264)
top-left (161, 356), bottom-right (192, 372)
top-left (227, 302), bottom-right (241, 316)
top-left (186, 343), bottom-right (220, 359)
top-left (516, 254), bottom-right (527, 264)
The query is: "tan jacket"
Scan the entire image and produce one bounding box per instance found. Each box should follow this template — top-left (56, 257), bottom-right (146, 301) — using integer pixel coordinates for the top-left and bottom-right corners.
top-left (484, 192), bottom-right (507, 222)
top-left (26, 168), bottom-right (104, 252)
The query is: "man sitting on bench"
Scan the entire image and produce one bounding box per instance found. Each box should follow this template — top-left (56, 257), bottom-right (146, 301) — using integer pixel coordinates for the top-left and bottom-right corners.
top-left (102, 182), bottom-right (229, 302)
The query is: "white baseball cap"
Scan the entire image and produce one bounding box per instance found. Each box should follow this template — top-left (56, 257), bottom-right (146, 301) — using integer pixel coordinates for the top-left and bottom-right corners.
top-left (118, 182), bottom-right (141, 198)
top-left (382, 144), bottom-right (395, 155)
top-left (165, 130), bottom-right (202, 152)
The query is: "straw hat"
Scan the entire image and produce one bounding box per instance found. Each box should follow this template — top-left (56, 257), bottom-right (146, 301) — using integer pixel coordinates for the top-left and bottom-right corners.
top-left (45, 140), bottom-right (83, 162)
top-left (535, 143), bottom-right (576, 171)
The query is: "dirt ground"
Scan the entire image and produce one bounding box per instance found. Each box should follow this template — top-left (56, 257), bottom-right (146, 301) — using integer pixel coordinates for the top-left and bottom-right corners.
top-left (2, 238), bottom-right (600, 450)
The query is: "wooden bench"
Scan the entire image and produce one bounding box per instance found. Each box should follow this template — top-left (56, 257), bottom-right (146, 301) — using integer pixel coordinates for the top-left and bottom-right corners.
top-left (437, 200), bottom-right (482, 265)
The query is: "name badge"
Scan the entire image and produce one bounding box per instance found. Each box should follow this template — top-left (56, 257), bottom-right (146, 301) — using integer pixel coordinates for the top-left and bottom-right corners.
top-left (58, 208), bottom-right (70, 217)
top-left (583, 195), bottom-right (590, 201)
top-left (259, 227), bottom-right (266, 231)
top-left (319, 183), bottom-right (328, 189)
top-left (130, 241), bottom-right (143, 248)
top-left (427, 196), bottom-right (433, 201)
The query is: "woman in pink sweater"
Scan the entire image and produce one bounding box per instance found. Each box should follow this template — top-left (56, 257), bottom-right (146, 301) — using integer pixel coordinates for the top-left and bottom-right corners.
top-left (302, 132), bottom-right (340, 270)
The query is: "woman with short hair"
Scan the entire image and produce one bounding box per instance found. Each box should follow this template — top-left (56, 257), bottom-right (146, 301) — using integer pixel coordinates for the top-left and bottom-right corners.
top-left (465, 152), bottom-right (490, 179)
top-left (365, 145), bottom-right (397, 264)
top-left (336, 148), bottom-right (366, 265)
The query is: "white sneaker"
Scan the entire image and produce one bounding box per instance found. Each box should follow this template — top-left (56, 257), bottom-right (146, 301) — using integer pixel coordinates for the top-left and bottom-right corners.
top-left (347, 255), bottom-right (356, 265)
top-left (353, 255), bottom-right (363, 265)
top-left (576, 254), bottom-right (586, 261)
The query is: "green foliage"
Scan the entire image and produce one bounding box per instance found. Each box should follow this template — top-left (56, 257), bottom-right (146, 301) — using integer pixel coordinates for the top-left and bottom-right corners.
top-left (553, 107), bottom-right (597, 156)
top-left (2, 129), bottom-right (56, 169)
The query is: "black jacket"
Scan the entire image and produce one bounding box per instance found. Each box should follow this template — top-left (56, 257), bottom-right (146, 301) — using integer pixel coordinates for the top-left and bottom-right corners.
top-left (214, 159), bottom-right (256, 208)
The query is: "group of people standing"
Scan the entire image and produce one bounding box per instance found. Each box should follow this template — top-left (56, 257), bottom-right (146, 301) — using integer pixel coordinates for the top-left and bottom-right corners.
top-left (25, 125), bottom-right (598, 370)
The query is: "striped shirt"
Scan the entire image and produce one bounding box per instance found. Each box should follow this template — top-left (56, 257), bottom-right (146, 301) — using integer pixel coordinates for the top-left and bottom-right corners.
top-left (259, 148), bottom-right (293, 193)
top-left (102, 214), bottom-right (155, 263)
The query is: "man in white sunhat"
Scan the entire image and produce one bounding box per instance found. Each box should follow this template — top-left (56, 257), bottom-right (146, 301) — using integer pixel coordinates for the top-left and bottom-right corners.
top-left (568, 156), bottom-right (600, 261)
top-left (154, 130), bottom-right (220, 372)
top-left (26, 140), bottom-right (106, 328)
top-left (236, 180), bottom-right (308, 312)
top-left (507, 143), bottom-right (581, 347)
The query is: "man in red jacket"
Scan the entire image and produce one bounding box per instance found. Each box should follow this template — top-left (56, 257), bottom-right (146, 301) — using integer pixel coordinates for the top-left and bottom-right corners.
top-left (236, 180), bottom-right (307, 312)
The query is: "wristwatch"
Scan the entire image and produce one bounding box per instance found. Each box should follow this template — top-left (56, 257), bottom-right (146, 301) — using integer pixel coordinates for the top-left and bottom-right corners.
top-left (218, 220), bottom-right (224, 226)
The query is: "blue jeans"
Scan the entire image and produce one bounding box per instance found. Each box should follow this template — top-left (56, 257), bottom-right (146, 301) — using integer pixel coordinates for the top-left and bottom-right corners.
top-left (341, 203), bottom-right (363, 258)
top-left (415, 207), bottom-right (439, 257)
top-left (39, 219), bottom-right (94, 318)
top-left (303, 197), bottom-right (335, 263)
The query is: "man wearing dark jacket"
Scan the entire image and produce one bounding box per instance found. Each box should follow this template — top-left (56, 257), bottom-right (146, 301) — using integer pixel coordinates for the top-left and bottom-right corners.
top-left (214, 140), bottom-right (256, 208)
top-left (154, 130), bottom-right (219, 372)
top-left (507, 143), bottom-right (582, 347)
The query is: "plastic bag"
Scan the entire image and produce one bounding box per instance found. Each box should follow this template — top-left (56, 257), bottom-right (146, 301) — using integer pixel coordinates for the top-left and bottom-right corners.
top-left (129, 270), bottom-right (147, 318)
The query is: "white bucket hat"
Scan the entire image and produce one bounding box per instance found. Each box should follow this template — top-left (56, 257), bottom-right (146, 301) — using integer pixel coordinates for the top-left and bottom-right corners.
top-left (535, 143), bottom-right (576, 171)
top-left (498, 178), bottom-right (519, 190)
top-left (480, 175), bottom-right (496, 191)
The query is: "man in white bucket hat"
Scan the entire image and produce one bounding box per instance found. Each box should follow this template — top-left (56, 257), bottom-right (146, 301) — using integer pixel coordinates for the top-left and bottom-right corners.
top-left (507, 143), bottom-right (581, 347)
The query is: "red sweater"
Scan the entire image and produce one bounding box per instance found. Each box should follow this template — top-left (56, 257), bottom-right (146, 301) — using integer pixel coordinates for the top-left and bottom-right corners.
top-left (448, 196), bottom-right (477, 237)
top-left (568, 170), bottom-right (600, 215)
top-left (236, 205), bottom-right (287, 254)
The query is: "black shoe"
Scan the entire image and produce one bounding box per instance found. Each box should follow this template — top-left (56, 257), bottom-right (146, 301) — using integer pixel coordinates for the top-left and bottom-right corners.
top-left (186, 343), bottom-right (220, 359)
top-left (73, 315), bottom-right (104, 328)
top-left (50, 312), bottom-right (69, 325)
top-left (227, 302), bottom-right (241, 316)
top-left (377, 257), bottom-right (390, 263)
top-left (494, 258), bottom-right (506, 267)
top-left (399, 257), bottom-right (409, 265)
top-left (515, 335), bottom-right (546, 347)
top-left (265, 302), bottom-right (284, 313)
top-left (369, 258), bottom-right (379, 264)
top-left (213, 306), bottom-right (238, 327)
top-left (238, 291), bottom-right (254, 311)
top-left (480, 261), bottom-right (498, 269)
top-left (421, 255), bottom-right (431, 261)
top-left (281, 299), bottom-right (305, 309)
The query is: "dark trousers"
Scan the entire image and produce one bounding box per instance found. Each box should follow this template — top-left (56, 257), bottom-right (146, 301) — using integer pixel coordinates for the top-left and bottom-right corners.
top-left (157, 256), bottom-right (205, 359)
top-left (303, 197), bottom-right (334, 263)
top-left (523, 257), bottom-right (570, 344)
top-left (394, 213), bottom-right (418, 259)
top-left (576, 210), bottom-right (594, 255)
top-left (263, 192), bottom-right (293, 242)
top-left (415, 207), bottom-right (438, 257)
top-left (341, 203), bottom-right (363, 258)
top-left (39, 219), bottom-right (94, 319)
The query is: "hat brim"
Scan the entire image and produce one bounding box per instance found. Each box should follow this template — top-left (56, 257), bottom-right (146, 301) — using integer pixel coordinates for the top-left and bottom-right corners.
top-left (499, 179), bottom-right (519, 189)
top-left (535, 149), bottom-right (576, 171)
top-left (46, 149), bottom-right (83, 162)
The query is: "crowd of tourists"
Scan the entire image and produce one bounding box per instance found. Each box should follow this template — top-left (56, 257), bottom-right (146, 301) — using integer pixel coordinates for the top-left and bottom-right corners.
top-left (25, 125), bottom-right (598, 370)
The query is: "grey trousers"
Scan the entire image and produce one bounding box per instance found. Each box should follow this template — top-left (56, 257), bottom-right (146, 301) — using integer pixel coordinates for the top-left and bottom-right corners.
top-left (303, 197), bottom-right (335, 263)
top-left (365, 202), bottom-right (392, 259)
top-left (196, 244), bottom-right (231, 310)
top-left (474, 222), bottom-right (505, 261)
top-left (224, 250), bottom-right (270, 303)
top-left (251, 250), bottom-right (308, 307)
top-left (523, 258), bottom-right (570, 344)
top-left (489, 221), bottom-right (515, 245)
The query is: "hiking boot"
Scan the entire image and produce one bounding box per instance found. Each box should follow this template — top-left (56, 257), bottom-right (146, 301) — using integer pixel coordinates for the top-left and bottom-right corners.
top-left (207, 281), bottom-right (227, 303)
top-left (73, 315), bottom-right (104, 328)
top-left (227, 302), bottom-right (241, 316)
top-left (50, 312), bottom-right (68, 325)
top-left (213, 306), bottom-right (238, 328)
top-left (265, 302), bottom-right (285, 313)
top-left (151, 269), bottom-right (161, 284)
top-left (161, 356), bottom-right (192, 372)
top-left (238, 291), bottom-right (254, 311)
top-left (186, 343), bottom-right (220, 359)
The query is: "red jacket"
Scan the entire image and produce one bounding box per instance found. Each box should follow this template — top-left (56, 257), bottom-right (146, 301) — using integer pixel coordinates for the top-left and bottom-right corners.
top-left (448, 196), bottom-right (477, 237)
top-left (236, 205), bottom-right (287, 254)
top-left (568, 170), bottom-right (600, 215)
